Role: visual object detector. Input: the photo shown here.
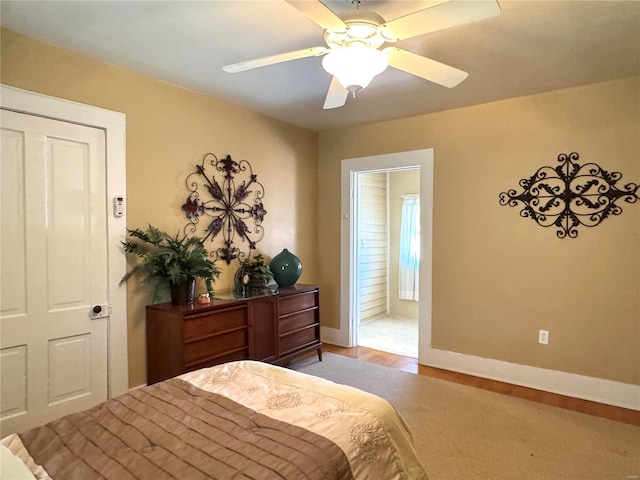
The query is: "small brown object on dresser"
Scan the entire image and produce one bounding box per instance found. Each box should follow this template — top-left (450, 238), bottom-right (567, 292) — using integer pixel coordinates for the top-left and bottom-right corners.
top-left (145, 284), bottom-right (322, 384)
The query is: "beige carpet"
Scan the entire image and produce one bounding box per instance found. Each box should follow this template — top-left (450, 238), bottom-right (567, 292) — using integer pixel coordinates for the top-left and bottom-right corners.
top-left (358, 315), bottom-right (418, 357)
top-left (293, 353), bottom-right (640, 480)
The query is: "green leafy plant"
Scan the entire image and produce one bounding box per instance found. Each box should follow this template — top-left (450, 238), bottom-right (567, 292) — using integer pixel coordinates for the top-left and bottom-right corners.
top-left (235, 253), bottom-right (274, 295)
top-left (120, 225), bottom-right (221, 302)
top-left (245, 253), bottom-right (274, 283)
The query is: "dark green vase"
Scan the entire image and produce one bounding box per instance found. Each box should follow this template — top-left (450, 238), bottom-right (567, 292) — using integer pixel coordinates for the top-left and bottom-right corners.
top-left (269, 249), bottom-right (302, 288)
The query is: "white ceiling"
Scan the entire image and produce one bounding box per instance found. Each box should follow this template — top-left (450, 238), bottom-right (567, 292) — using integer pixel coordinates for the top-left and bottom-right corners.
top-left (2, 1), bottom-right (638, 132)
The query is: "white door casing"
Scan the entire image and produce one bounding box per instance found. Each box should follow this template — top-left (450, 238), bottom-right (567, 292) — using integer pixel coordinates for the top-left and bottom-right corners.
top-left (0, 85), bottom-right (128, 434)
top-left (335, 150), bottom-right (434, 359)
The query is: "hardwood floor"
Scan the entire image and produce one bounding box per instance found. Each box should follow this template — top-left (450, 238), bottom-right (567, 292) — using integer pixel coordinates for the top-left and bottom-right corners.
top-left (320, 343), bottom-right (640, 427)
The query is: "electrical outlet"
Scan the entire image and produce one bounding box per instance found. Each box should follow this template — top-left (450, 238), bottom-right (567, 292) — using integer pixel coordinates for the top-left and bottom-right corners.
top-left (538, 329), bottom-right (549, 345)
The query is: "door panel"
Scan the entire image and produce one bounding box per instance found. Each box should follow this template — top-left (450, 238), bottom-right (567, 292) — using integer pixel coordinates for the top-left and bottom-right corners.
top-left (249, 296), bottom-right (278, 362)
top-left (0, 110), bottom-right (109, 434)
top-left (0, 128), bottom-right (27, 318)
top-left (47, 137), bottom-right (102, 308)
top-left (48, 333), bottom-right (92, 405)
top-left (0, 345), bottom-right (27, 419)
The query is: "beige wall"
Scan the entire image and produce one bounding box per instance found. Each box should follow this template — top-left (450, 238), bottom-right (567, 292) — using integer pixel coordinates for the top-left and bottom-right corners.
top-left (388, 169), bottom-right (420, 319)
top-left (1, 29), bottom-right (320, 388)
top-left (319, 77), bottom-right (640, 385)
top-left (3, 27), bottom-right (638, 389)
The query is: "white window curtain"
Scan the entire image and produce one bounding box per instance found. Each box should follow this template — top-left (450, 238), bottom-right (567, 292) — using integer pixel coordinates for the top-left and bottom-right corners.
top-left (399, 194), bottom-right (420, 301)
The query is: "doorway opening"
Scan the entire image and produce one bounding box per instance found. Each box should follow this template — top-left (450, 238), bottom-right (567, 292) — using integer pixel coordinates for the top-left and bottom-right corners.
top-left (355, 169), bottom-right (420, 358)
top-left (340, 149), bottom-right (433, 363)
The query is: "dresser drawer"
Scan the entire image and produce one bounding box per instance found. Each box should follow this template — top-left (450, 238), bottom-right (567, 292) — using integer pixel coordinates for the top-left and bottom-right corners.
top-left (279, 325), bottom-right (318, 356)
top-left (279, 308), bottom-right (317, 335)
top-left (278, 291), bottom-right (317, 316)
top-left (186, 349), bottom-right (248, 373)
top-left (183, 305), bottom-right (247, 341)
top-left (183, 329), bottom-right (248, 367)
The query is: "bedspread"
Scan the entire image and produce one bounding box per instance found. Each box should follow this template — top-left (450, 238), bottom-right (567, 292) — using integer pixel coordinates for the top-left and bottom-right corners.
top-left (2, 361), bottom-right (428, 480)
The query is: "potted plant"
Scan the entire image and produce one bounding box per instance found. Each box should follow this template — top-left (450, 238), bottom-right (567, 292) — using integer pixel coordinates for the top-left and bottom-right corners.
top-left (234, 253), bottom-right (274, 296)
top-left (120, 224), bottom-right (221, 304)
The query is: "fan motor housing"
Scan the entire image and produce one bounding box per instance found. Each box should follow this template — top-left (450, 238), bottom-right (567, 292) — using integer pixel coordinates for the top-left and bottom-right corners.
top-left (325, 9), bottom-right (388, 49)
top-left (340, 8), bottom-right (385, 28)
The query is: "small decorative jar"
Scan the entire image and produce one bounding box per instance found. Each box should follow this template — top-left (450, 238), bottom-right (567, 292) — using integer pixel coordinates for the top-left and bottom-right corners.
top-left (197, 293), bottom-right (210, 304)
top-left (269, 249), bottom-right (302, 287)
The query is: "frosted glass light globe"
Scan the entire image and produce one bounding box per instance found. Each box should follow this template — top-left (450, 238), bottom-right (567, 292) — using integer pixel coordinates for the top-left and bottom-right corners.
top-left (322, 46), bottom-right (388, 92)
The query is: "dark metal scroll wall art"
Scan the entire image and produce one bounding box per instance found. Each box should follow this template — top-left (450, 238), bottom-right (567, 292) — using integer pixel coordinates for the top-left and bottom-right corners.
top-left (182, 153), bottom-right (267, 263)
top-left (499, 152), bottom-right (639, 238)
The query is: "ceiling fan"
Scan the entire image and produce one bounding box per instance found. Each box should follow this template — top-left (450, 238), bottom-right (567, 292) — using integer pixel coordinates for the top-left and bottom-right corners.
top-left (223, 0), bottom-right (500, 109)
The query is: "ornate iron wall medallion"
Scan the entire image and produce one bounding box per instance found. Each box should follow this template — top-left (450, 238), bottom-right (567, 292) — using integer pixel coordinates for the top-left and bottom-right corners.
top-left (499, 152), bottom-right (639, 238)
top-left (182, 153), bottom-right (267, 263)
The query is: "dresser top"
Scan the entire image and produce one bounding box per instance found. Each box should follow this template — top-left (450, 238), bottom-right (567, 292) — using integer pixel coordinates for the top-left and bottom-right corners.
top-left (145, 284), bottom-right (318, 313)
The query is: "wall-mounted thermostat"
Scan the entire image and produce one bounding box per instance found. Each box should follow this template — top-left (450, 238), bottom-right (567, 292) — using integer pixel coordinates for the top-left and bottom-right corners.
top-left (113, 196), bottom-right (125, 217)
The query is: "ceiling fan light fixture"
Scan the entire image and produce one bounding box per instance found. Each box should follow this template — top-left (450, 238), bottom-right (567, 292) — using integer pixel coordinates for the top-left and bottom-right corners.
top-left (341, 8), bottom-right (386, 41)
top-left (347, 21), bottom-right (378, 39)
top-left (322, 46), bottom-right (388, 92)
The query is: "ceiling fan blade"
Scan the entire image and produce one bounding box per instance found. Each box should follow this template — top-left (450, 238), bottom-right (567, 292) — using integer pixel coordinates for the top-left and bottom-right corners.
top-left (384, 47), bottom-right (468, 88)
top-left (383, 0), bottom-right (500, 41)
top-left (223, 47), bottom-right (328, 73)
top-left (285, 0), bottom-right (346, 31)
top-left (323, 76), bottom-right (349, 110)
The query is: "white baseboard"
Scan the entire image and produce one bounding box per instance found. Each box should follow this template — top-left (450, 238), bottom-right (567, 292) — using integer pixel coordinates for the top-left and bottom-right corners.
top-left (424, 347), bottom-right (640, 411)
top-left (321, 324), bottom-right (640, 411)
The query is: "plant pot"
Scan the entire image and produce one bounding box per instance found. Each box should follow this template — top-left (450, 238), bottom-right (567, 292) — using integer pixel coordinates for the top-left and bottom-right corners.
top-left (247, 276), bottom-right (268, 294)
top-left (170, 279), bottom-right (196, 305)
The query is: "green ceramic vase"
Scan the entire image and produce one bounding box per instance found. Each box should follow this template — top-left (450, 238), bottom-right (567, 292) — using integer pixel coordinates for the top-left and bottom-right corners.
top-left (269, 249), bottom-right (302, 287)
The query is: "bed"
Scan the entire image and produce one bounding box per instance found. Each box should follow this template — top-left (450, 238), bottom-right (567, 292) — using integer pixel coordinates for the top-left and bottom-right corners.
top-left (1, 360), bottom-right (428, 479)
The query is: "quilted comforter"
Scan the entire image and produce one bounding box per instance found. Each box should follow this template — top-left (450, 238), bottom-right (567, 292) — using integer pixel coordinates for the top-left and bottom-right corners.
top-left (2, 360), bottom-right (428, 479)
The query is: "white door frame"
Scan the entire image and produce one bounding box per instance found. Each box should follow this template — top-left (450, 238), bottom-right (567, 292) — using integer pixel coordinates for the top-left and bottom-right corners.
top-left (1, 84), bottom-right (129, 397)
top-left (336, 149), bottom-right (434, 363)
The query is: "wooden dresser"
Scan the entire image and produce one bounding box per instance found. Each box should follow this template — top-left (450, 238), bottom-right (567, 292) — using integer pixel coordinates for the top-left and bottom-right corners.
top-left (145, 284), bottom-right (322, 384)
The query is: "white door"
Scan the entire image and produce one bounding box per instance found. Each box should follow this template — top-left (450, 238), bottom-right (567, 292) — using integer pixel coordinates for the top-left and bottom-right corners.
top-left (1, 109), bottom-right (109, 434)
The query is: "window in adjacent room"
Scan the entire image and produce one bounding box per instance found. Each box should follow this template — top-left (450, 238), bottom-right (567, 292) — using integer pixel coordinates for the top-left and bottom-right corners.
top-left (398, 194), bottom-right (420, 301)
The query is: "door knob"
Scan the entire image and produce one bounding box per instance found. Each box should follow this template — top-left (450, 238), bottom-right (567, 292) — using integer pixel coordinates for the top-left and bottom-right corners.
top-left (90, 304), bottom-right (110, 319)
